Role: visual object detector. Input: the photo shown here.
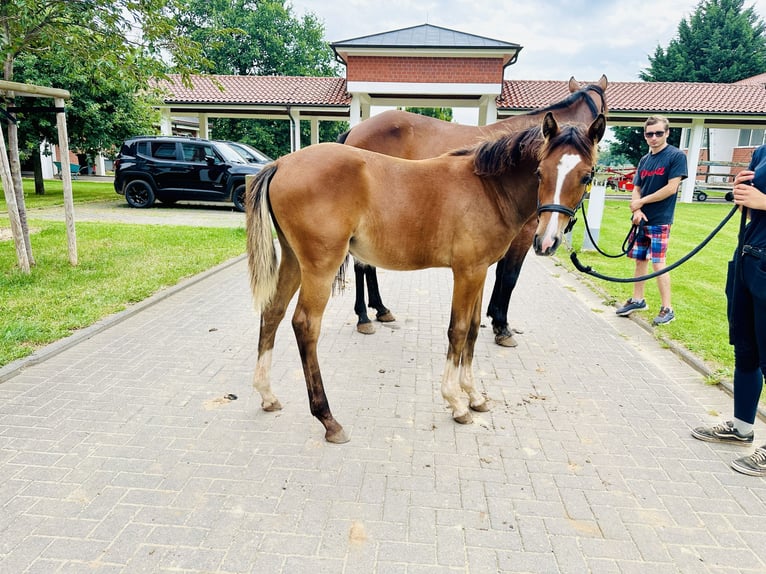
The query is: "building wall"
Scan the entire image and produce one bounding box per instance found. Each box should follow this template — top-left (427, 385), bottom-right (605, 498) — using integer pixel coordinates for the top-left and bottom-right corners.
top-left (346, 56), bottom-right (504, 84)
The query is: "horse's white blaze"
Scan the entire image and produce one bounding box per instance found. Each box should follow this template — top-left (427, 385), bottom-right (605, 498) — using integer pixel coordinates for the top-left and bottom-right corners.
top-left (541, 153), bottom-right (581, 251)
top-left (441, 361), bottom-right (468, 417)
top-left (253, 349), bottom-right (279, 408)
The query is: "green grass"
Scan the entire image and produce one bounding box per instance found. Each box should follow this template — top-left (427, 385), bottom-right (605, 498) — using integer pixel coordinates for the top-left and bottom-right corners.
top-left (4, 178), bottom-right (119, 209)
top-left (1, 216), bottom-right (245, 367)
top-left (560, 199), bottom-right (739, 378)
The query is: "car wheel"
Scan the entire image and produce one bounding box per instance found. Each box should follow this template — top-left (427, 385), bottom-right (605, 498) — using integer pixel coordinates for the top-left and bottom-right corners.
top-left (124, 180), bottom-right (155, 208)
top-left (232, 183), bottom-right (247, 212)
top-left (696, 191), bottom-right (708, 202)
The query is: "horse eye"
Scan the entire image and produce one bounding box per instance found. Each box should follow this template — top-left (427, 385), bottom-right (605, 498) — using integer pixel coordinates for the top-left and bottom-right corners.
top-left (535, 169), bottom-right (542, 180)
top-left (581, 175), bottom-right (592, 185)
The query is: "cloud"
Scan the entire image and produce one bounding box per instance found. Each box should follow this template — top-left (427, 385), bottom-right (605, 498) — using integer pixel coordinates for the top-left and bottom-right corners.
top-left (290, 0), bottom-right (766, 81)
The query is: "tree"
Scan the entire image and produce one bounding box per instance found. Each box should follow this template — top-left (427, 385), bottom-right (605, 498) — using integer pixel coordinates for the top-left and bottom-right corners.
top-left (172, 0), bottom-right (345, 157)
top-left (610, 0), bottom-right (766, 163)
top-left (14, 48), bottom-right (159, 184)
top-left (609, 126), bottom-right (682, 166)
top-left (641, 0), bottom-right (766, 83)
top-left (403, 107), bottom-right (454, 122)
top-left (1, 0), bottom-right (205, 268)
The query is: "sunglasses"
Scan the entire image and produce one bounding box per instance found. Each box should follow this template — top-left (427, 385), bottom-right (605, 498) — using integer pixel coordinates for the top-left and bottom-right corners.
top-left (644, 130), bottom-right (666, 138)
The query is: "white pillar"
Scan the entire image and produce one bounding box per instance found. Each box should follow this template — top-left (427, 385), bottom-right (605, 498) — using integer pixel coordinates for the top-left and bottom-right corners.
top-left (95, 152), bottom-right (106, 176)
top-left (350, 94), bottom-right (362, 127)
top-left (310, 117), bottom-right (319, 145)
top-left (40, 141), bottom-right (54, 179)
top-left (160, 108), bottom-right (172, 135)
top-left (581, 184), bottom-right (607, 250)
top-left (198, 113), bottom-right (209, 139)
top-left (289, 108), bottom-right (302, 151)
top-left (682, 120), bottom-right (704, 203)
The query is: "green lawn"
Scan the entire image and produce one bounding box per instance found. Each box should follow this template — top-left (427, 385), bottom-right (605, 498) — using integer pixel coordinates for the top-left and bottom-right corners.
top-left (560, 198), bottom-right (739, 379)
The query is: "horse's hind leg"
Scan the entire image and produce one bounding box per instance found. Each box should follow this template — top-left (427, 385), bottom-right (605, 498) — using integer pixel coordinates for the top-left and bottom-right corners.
top-left (353, 260), bottom-right (375, 334)
top-left (364, 266), bottom-right (395, 322)
top-left (460, 292), bottom-right (490, 413)
top-left (486, 216), bottom-right (535, 346)
top-left (293, 273), bottom-right (349, 444)
top-left (253, 242), bottom-right (300, 412)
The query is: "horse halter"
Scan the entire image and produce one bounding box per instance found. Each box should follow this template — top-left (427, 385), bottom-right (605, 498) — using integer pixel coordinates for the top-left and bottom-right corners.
top-left (536, 167), bottom-right (594, 234)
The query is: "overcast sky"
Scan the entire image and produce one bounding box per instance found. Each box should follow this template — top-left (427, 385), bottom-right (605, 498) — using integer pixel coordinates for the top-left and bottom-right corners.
top-left (289, 0), bottom-right (766, 83)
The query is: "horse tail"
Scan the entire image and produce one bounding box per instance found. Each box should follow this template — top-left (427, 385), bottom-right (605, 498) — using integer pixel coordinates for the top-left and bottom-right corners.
top-left (336, 129), bottom-right (350, 144)
top-left (246, 163), bottom-right (279, 310)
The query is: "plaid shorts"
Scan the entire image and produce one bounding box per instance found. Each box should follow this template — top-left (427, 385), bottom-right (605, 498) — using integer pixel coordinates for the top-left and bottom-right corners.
top-left (628, 224), bottom-right (671, 263)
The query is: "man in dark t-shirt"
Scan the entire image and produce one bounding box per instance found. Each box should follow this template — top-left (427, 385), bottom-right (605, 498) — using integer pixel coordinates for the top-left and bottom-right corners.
top-left (615, 115), bottom-right (688, 325)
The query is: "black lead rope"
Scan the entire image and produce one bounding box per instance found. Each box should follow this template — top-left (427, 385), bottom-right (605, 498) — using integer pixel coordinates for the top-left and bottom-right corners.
top-left (570, 204), bottom-right (740, 283)
top-left (580, 203), bottom-right (639, 258)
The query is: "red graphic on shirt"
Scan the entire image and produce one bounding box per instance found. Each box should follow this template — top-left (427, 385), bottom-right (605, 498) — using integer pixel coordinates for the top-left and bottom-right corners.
top-left (640, 167), bottom-right (666, 178)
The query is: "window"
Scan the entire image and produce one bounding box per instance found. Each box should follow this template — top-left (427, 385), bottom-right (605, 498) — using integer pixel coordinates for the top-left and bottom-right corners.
top-left (150, 142), bottom-right (177, 160)
top-left (737, 129), bottom-right (766, 147)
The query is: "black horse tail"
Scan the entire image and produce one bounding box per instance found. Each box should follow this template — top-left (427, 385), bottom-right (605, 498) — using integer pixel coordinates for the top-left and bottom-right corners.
top-left (336, 129), bottom-right (350, 144)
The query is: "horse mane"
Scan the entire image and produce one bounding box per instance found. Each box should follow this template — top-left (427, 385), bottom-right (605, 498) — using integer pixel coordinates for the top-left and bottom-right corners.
top-left (534, 83), bottom-right (608, 117)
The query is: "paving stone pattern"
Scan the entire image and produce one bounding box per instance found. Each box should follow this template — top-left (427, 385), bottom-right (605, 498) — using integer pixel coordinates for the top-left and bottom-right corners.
top-left (1, 251), bottom-right (764, 573)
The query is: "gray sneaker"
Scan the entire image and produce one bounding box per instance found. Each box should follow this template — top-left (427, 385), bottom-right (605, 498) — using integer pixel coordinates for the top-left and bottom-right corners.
top-left (616, 298), bottom-right (647, 316)
top-left (691, 420), bottom-right (754, 445)
top-left (653, 306), bottom-right (675, 325)
top-left (731, 446), bottom-right (766, 477)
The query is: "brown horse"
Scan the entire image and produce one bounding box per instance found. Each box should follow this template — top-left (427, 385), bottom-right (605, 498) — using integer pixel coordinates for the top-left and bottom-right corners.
top-left (246, 112), bottom-right (606, 443)
top-left (340, 75), bottom-right (608, 345)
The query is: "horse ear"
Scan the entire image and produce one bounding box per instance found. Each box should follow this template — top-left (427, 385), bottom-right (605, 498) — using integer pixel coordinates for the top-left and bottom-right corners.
top-left (542, 112), bottom-right (559, 140)
top-left (568, 76), bottom-right (578, 93)
top-left (589, 114), bottom-right (607, 143)
top-left (598, 74), bottom-right (608, 90)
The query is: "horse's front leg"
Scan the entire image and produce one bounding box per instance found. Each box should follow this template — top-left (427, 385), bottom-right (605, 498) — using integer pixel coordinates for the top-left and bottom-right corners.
top-left (460, 291), bottom-right (490, 413)
top-left (253, 245), bottom-right (301, 412)
top-left (293, 274), bottom-right (349, 444)
top-left (441, 273), bottom-right (486, 424)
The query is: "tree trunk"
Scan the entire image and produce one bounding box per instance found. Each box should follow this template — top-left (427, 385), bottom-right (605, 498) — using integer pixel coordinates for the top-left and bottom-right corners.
top-left (5, 59), bottom-right (35, 265)
top-left (33, 151), bottom-right (45, 195)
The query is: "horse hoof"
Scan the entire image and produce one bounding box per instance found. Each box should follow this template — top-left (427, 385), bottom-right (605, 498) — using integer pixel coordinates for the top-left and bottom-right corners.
top-left (262, 399), bottom-right (282, 412)
top-left (357, 322), bottom-right (375, 335)
top-left (453, 411), bottom-right (473, 425)
top-left (494, 332), bottom-right (518, 347)
top-left (470, 400), bottom-right (491, 412)
top-left (376, 311), bottom-right (396, 322)
top-left (325, 428), bottom-right (350, 444)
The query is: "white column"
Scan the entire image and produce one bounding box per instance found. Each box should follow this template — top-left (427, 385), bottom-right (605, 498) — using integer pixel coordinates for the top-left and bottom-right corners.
top-left (289, 108), bottom-right (302, 151)
top-left (160, 108), bottom-right (173, 135)
top-left (581, 184), bottom-right (607, 250)
top-left (198, 113), bottom-right (209, 139)
top-left (310, 117), bottom-right (319, 145)
top-left (682, 120), bottom-right (704, 203)
top-left (350, 94), bottom-right (362, 127)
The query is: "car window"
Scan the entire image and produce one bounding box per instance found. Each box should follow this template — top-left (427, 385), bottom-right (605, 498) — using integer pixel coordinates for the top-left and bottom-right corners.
top-left (182, 143), bottom-right (209, 163)
top-left (150, 142), bottom-right (177, 160)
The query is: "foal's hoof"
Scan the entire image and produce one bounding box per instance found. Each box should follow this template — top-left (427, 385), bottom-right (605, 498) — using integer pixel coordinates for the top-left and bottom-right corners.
top-left (262, 399), bottom-right (283, 412)
top-left (376, 310), bottom-right (396, 322)
top-left (325, 428), bottom-right (350, 444)
top-left (453, 411), bottom-right (473, 425)
top-left (357, 321), bottom-right (375, 335)
top-left (470, 399), bottom-right (491, 412)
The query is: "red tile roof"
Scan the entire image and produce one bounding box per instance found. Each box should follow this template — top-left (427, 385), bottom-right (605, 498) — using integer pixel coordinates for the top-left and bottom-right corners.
top-left (158, 75), bottom-right (350, 106)
top-left (498, 79), bottom-right (766, 115)
top-left (157, 74), bottom-right (766, 116)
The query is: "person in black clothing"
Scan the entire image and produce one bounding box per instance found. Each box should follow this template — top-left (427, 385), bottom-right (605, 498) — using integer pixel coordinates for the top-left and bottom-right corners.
top-left (691, 143), bottom-right (766, 477)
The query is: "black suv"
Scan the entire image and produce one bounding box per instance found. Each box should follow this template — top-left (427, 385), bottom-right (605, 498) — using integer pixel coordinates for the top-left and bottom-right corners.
top-left (113, 136), bottom-right (266, 211)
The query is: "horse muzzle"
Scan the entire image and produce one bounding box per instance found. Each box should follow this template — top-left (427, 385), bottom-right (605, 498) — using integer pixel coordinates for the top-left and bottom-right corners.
top-left (534, 203), bottom-right (576, 256)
